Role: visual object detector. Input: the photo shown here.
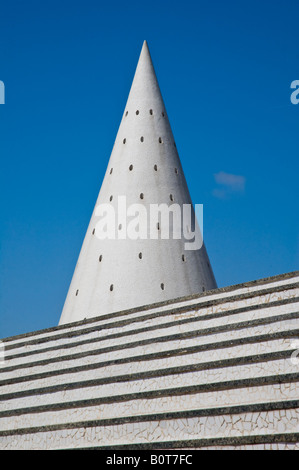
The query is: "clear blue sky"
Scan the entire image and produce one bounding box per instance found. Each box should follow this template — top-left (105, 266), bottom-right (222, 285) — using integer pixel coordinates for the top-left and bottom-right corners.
top-left (0, 0), bottom-right (298, 338)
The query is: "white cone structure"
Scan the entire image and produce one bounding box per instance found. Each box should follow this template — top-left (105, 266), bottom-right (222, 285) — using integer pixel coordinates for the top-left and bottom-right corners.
top-left (59, 41), bottom-right (217, 325)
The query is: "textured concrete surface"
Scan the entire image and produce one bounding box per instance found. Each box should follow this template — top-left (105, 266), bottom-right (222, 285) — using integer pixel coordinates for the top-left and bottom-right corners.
top-left (59, 41), bottom-right (217, 325)
top-left (0, 271), bottom-right (298, 449)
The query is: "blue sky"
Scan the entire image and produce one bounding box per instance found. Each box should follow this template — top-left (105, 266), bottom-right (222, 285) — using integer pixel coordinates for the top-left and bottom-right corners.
top-left (0, 0), bottom-right (298, 338)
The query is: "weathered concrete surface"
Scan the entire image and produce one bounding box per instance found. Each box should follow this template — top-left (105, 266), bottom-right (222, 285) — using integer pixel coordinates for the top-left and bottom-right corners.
top-left (0, 271), bottom-right (298, 449)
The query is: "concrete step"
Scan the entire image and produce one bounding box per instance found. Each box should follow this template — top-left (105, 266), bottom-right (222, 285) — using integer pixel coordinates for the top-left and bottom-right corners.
top-left (3, 271), bottom-right (298, 350)
top-left (0, 271), bottom-right (298, 450)
top-left (4, 291), bottom-right (299, 363)
top-left (0, 404), bottom-right (298, 450)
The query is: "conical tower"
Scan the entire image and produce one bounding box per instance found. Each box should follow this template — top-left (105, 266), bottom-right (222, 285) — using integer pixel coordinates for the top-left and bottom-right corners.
top-left (59, 41), bottom-right (217, 325)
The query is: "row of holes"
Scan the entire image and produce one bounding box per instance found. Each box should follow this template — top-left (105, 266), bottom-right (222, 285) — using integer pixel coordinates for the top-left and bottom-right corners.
top-left (125, 110), bottom-right (165, 117)
top-left (123, 137), bottom-right (174, 145)
top-left (109, 283), bottom-right (165, 292)
top-left (76, 282), bottom-right (165, 295)
top-left (76, 281), bottom-right (207, 296)
top-left (97, 253), bottom-right (186, 262)
top-left (110, 166), bottom-right (179, 175)
top-left (109, 193), bottom-right (174, 202)
top-left (93, 222), bottom-right (192, 234)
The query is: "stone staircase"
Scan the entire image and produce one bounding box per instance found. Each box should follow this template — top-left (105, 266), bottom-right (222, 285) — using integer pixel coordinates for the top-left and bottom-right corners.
top-left (0, 271), bottom-right (298, 449)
